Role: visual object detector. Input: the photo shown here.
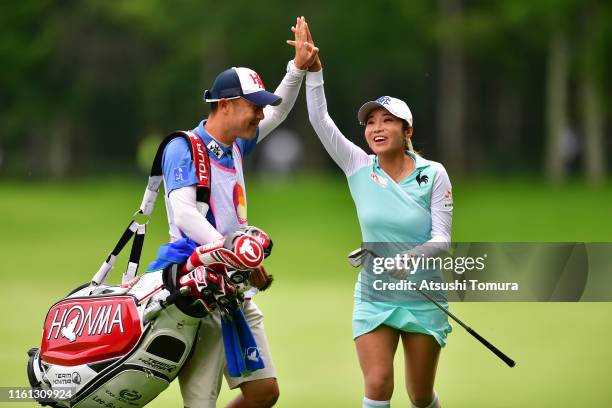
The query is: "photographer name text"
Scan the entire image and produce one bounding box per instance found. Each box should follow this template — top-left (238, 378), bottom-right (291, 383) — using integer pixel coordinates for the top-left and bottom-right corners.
top-left (373, 279), bottom-right (519, 292)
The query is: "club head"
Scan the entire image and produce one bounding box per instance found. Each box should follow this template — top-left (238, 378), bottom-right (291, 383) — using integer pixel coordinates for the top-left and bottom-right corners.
top-left (347, 248), bottom-right (367, 268)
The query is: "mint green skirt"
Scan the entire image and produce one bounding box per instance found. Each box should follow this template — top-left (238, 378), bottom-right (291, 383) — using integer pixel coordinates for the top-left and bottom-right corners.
top-left (352, 299), bottom-right (453, 346)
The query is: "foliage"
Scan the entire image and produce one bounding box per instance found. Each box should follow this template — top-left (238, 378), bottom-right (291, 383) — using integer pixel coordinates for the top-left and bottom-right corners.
top-left (0, 1), bottom-right (610, 177)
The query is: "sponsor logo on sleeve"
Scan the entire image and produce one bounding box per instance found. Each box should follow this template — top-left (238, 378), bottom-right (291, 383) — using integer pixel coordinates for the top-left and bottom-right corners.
top-left (174, 166), bottom-right (188, 182)
top-left (443, 190), bottom-right (453, 209)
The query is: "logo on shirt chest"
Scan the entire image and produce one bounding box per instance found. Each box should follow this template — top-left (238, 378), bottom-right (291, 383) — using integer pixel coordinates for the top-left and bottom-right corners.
top-left (369, 172), bottom-right (388, 187)
top-left (416, 171), bottom-right (429, 186)
top-left (207, 140), bottom-right (224, 160)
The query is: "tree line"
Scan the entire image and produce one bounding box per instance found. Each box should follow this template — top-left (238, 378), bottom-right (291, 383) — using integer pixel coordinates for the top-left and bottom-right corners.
top-left (0, 0), bottom-right (609, 183)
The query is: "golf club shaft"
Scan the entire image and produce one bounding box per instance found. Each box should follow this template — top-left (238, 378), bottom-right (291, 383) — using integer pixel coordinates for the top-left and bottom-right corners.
top-left (415, 286), bottom-right (516, 367)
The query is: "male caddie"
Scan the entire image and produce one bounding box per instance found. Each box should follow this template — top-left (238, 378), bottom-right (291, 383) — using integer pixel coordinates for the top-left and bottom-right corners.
top-left (161, 18), bottom-right (318, 408)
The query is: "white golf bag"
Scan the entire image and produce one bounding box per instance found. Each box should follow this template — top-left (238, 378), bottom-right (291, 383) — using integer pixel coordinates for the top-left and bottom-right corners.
top-left (26, 131), bottom-right (271, 407)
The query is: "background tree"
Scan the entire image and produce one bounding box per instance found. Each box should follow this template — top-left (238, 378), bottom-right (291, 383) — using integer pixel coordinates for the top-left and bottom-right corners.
top-left (0, 0), bottom-right (609, 181)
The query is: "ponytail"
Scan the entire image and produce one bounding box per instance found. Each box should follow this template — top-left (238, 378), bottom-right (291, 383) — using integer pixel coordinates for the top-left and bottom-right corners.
top-left (406, 138), bottom-right (414, 153)
top-left (402, 120), bottom-right (414, 152)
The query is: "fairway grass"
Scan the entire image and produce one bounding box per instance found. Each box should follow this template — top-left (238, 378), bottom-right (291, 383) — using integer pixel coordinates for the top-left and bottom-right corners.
top-left (1, 176), bottom-right (610, 406)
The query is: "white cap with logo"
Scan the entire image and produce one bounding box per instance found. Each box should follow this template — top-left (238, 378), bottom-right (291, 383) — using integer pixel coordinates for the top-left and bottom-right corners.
top-left (357, 96), bottom-right (413, 126)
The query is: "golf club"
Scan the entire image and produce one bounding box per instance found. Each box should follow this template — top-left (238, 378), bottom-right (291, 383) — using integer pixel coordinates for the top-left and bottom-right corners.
top-left (348, 247), bottom-right (516, 368)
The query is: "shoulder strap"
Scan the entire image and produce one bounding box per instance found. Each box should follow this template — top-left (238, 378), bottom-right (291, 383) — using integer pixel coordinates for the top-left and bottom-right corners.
top-left (185, 131), bottom-right (212, 205)
top-left (140, 130), bottom-right (211, 216)
top-left (92, 130), bottom-right (211, 287)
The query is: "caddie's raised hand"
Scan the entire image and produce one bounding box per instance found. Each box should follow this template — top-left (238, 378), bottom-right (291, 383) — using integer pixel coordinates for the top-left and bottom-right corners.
top-left (287, 16), bottom-right (319, 70)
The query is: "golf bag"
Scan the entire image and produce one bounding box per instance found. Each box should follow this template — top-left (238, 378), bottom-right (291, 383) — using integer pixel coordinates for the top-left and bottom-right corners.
top-left (27, 269), bottom-right (200, 407)
top-left (26, 131), bottom-right (271, 407)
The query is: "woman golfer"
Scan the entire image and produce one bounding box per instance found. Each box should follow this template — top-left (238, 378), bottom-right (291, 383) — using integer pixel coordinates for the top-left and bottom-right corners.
top-left (299, 32), bottom-right (453, 408)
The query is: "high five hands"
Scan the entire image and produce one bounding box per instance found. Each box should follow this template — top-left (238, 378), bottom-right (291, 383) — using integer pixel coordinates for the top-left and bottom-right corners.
top-left (287, 16), bottom-right (322, 72)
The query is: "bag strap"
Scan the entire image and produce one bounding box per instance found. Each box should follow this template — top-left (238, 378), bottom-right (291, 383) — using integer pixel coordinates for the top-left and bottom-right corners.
top-left (139, 130), bottom-right (211, 217)
top-left (92, 130), bottom-right (211, 286)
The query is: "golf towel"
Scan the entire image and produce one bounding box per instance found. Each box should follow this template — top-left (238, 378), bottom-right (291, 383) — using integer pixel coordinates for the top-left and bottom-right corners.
top-left (222, 307), bottom-right (265, 377)
top-left (146, 238), bottom-right (198, 271)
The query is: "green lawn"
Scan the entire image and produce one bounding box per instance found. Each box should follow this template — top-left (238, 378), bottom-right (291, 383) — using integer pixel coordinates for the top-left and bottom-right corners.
top-left (0, 176), bottom-right (611, 407)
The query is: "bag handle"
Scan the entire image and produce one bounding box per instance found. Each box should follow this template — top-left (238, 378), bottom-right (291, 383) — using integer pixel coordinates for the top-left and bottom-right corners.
top-left (91, 221), bottom-right (146, 286)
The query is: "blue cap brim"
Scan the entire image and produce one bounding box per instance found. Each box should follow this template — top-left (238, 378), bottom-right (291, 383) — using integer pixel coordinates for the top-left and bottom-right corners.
top-left (242, 91), bottom-right (282, 107)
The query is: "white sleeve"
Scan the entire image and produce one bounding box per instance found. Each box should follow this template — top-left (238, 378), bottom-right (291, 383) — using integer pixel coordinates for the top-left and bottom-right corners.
top-left (306, 69), bottom-right (371, 176)
top-left (405, 163), bottom-right (453, 258)
top-left (257, 60), bottom-right (306, 141)
top-left (168, 186), bottom-right (223, 244)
